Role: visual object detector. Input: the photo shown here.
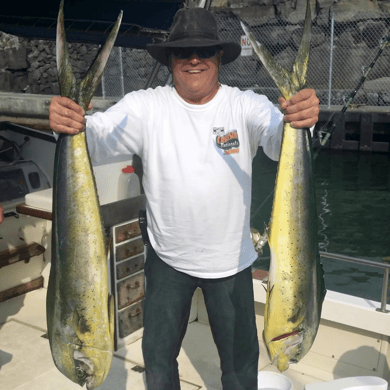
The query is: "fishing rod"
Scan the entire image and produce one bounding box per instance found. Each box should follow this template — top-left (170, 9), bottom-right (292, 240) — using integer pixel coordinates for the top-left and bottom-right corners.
top-left (250, 34), bottom-right (390, 223)
top-left (312, 34), bottom-right (390, 160)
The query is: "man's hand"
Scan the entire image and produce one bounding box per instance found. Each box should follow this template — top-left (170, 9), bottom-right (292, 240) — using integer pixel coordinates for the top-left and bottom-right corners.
top-left (279, 88), bottom-right (319, 129)
top-left (49, 97), bottom-right (93, 134)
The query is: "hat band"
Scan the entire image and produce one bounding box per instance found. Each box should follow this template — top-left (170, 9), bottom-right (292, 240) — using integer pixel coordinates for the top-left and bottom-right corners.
top-left (169, 30), bottom-right (218, 43)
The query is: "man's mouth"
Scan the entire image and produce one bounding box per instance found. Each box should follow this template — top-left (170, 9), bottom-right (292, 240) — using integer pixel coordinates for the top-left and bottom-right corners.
top-left (186, 69), bottom-right (204, 74)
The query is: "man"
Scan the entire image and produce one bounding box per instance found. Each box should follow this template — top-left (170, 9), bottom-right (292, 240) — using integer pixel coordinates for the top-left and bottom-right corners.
top-left (49, 7), bottom-right (319, 390)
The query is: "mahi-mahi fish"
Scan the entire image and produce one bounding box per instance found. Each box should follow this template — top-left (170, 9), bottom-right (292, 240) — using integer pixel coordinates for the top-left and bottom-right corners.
top-left (242, 0), bottom-right (326, 372)
top-left (46, 2), bottom-right (122, 389)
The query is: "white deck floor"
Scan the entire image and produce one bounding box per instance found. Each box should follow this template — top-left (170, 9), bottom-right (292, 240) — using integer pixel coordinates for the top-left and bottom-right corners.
top-left (0, 289), bottom-right (327, 390)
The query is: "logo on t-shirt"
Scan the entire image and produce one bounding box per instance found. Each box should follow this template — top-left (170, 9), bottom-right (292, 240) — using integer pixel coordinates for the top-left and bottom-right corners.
top-left (213, 127), bottom-right (240, 155)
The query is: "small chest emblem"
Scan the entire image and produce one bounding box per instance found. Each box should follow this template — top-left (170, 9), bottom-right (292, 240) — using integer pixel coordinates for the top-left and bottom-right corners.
top-left (213, 127), bottom-right (240, 155)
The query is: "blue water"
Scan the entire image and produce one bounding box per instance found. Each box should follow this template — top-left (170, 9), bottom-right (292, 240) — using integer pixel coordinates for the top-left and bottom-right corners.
top-left (251, 148), bottom-right (390, 302)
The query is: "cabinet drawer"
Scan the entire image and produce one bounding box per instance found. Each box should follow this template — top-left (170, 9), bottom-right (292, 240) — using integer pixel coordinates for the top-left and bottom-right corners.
top-left (117, 271), bottom-right (145, 310)
top-left (118, 300), bottom-right (143, 339)
top-left (116, 254), bottom-right (144, 279)
top-left (116, 238), bottom-right (144, 262)
top-left (115, 221), bottom-right (142, 244)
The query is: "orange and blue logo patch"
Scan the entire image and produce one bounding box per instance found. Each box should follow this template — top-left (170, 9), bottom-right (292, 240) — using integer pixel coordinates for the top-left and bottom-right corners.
top-left (213, 127), bottom-right (240, 155)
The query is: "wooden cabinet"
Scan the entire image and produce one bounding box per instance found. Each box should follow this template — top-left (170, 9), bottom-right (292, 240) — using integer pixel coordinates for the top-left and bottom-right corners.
top-left (111, 218), bottom-right (145, 349)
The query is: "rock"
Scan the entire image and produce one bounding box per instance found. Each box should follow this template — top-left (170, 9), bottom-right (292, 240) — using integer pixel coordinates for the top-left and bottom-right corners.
top-left (336, 30), bottom-right (356, 47)
top-left (366, 92), bottom-right (379, 105)
top-left (278, 0), bottom-right (317, 24)
top-left (358, 20), bottom-right (387, 48)
top-left (0, 50), bottom-right (6, 68)
top-left (0, 70), bottom-right (14, 92)
top-left (363, 77), bottom-right (390, 93)
top-left (231, 5), bottom-right (276, 25)
top-left (1, 47), bottom-right (28, 70)
top-left (32, 69), bottom-right (41, 80)
top-left (52, 84), bottom-right (60, 95)
top-left (0, 32), bottom-right (19, 50)
top-left (333, 0), bottom-right (383, 22)
top-left (14, 71), bottom-right (29, 92)
top-left (79, 45), bottom-right (88, 56)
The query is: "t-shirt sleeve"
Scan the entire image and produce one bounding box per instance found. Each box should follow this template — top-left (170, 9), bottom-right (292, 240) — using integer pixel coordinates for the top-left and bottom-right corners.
top-left (244, 91), bottom-right (284, 161)
top-left (85, 92), bottom-right (144, 165)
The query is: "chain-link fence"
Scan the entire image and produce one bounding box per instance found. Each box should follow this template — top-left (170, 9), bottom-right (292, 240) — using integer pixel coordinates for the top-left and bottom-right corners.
top-left (102, 9), bottom-right (390, 106)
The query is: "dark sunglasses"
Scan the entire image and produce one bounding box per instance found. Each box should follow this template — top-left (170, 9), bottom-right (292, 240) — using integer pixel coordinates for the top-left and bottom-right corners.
top-left (170, 46), bottom-right (221, 60)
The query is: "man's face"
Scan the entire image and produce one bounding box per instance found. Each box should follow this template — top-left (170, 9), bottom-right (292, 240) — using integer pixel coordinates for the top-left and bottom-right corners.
top-left (171, 47), bottom-right (223, 104)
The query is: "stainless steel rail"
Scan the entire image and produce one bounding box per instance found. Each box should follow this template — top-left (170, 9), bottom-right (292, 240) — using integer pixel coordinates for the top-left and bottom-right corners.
top-left (320, 251), bottom-right (390, 313)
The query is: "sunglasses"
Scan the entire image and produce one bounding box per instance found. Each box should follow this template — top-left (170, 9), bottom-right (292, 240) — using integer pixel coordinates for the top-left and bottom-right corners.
top-left (170, 46), bottom-right (221, 60)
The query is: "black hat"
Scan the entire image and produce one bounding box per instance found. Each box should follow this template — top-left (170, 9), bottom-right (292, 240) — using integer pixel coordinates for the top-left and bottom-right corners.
top-left (146, 8), bottom-right (241, 66)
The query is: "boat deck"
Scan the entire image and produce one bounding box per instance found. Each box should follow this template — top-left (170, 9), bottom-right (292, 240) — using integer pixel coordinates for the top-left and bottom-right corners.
top-left (0, 288), bottom-right (323, 390)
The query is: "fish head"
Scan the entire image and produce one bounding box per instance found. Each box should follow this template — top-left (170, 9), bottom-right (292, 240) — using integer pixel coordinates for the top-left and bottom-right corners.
top-left (73, 348), bottom-right (112, 389)
top-left (264, 330), bottom-right (303, 372)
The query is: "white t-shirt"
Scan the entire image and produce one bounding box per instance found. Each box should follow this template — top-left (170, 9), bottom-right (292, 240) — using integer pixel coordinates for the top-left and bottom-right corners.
top-left (86, 84), bottom-right (283, 278)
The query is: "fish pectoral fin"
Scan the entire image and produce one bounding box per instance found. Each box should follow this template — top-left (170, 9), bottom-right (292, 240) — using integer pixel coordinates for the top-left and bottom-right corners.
top-left (73, 310), bottom-right (91, 339)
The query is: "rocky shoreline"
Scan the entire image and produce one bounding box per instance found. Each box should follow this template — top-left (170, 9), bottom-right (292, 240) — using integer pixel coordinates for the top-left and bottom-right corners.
top-left (0, 0), bottom-right (390, 105)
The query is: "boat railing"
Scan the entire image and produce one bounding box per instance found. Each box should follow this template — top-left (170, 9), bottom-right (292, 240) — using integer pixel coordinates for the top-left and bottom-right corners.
top-left (320, 251), bottom-right (390, 314)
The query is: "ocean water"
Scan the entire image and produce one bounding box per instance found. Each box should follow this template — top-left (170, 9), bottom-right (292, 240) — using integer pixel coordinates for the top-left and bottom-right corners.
top-left (251, 148), bottom-right (390, 302)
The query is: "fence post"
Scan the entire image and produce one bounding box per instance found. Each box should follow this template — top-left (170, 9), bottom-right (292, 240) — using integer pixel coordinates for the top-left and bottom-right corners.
top-left (102, 73), bottom-right (106, 100)
top-left (328, 8), bottom-right (335, 108)
top-left (119, 47), bottom-right (125, 98)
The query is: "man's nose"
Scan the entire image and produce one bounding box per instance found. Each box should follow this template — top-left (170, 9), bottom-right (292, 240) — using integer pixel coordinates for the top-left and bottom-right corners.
top-left (188, 54), bottom-right (201, 63)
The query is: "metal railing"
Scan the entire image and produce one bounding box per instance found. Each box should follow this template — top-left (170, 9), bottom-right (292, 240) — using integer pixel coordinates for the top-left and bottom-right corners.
top-left (320, 251), bottom-right (390, 314)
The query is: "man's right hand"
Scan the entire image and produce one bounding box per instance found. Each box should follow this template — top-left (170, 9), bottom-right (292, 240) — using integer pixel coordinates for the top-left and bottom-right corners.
top-left (49, 97), bottom-right (93, 134)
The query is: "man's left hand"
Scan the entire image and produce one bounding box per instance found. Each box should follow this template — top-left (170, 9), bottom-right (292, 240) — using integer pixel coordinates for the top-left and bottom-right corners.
top-left (279, 88), bottom-right (319, 129)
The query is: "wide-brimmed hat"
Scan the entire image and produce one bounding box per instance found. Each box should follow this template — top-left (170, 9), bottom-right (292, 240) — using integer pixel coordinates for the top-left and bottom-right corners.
top-left (146, 8), bottom-right (241, 66)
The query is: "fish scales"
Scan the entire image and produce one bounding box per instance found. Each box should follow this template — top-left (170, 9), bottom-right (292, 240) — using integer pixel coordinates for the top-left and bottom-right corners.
top-left (242, 0), bottom-right (326, 372)
top-left (46, 2), bottom-right (122, 389)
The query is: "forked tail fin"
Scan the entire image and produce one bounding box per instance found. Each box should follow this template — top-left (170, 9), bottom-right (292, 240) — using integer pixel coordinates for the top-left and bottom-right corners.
top-left (56, 0), bottom-right (123, 109)
top-left (240, 0), bottom-right (312, 99)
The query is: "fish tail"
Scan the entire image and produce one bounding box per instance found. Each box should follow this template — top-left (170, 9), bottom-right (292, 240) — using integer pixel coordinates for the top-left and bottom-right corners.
top-left (56, 0), bottom-right (123, 110)
top-left (292, 0), bottom-right (312, 90)
top-left (79, 11), bottom-right (123, 109)
top-left (56, 0), bottom-right (77, 98)
top-left (240, 0), bottom-right (312, 98)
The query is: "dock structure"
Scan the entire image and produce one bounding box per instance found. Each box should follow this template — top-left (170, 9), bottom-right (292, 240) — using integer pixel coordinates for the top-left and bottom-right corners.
top-left (314, 105), bottom-right (390, 153)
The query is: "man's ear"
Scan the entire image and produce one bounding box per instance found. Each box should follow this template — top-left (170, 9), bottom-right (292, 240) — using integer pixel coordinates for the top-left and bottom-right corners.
top-left (218, 50), bottom-right (224, 65)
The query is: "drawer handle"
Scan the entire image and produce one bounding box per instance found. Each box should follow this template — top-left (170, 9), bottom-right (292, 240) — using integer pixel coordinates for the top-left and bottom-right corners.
top-left (129, 308), bottom-right (141, 318)
top-left (126, 281), bottom-right (140, 290)
top-left (126, 264), bottom-right (139, 273)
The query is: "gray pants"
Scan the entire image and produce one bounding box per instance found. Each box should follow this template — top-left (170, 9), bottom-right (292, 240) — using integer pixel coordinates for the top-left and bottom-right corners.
top-left (142, 245), bottom-right (259, 390)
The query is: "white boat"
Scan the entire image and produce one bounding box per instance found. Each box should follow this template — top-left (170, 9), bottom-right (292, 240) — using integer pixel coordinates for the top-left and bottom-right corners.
top-left (1, 97), bottom-right (389, 390)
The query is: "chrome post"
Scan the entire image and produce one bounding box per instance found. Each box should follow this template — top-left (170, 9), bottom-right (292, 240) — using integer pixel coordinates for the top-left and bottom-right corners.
top-left (376, 268), bottom-right (389, 313)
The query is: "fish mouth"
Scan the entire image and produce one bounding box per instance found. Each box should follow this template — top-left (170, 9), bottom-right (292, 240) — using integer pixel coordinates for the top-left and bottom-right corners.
top-left (265, 330), bottom-right (304, 371)
top-left (271, 330), bottom-right (299, 342)
top-left (74, 350), bottom-right (94, 387)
